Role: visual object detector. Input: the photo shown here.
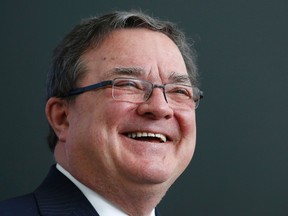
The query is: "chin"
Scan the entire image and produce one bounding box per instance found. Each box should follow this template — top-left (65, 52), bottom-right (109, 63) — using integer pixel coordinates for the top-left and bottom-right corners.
top-left (128, 162), bottom-right (179, 185)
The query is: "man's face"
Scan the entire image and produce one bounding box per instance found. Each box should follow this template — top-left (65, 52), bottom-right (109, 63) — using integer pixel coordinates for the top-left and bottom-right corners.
top-left (60, 29), bottom-right (197, 189)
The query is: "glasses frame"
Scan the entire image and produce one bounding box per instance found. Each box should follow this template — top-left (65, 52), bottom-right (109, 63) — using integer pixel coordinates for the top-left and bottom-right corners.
top-left (65, 77), bottom-right (203, 109)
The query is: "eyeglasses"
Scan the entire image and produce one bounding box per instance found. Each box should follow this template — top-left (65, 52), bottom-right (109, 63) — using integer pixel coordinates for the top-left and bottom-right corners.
top-left (65, 77), bottom-right (203, 109)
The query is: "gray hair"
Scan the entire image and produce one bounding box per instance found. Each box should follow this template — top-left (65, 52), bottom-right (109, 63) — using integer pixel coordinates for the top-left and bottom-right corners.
top-left (46, 10), bottom-right (199, 151)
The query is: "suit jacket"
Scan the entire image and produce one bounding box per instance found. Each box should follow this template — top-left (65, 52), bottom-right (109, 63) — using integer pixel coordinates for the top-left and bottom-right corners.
top-left (0, 165), bottom-right (161, 216)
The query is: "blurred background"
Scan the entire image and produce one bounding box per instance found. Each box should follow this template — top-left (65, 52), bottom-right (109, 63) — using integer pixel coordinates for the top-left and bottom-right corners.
top-left (1, 0), bottom-right (287, 215)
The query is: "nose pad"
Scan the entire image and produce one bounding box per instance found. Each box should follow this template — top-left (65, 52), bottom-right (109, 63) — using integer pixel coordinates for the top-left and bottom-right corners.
top-left (145, 85), bottom-right (168, 103)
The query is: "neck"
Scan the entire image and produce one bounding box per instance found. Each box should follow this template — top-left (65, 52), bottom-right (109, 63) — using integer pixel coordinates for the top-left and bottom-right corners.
top-left (93, 178), bottom-right (168, 216)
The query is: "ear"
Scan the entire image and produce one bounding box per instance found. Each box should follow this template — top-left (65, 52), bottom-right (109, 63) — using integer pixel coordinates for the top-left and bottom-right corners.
top-left (45, 97), bottom-right (69, 143)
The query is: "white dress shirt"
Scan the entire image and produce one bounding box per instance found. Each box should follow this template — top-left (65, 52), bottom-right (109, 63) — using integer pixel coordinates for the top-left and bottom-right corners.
top-left (56, 164), bottom-right (155, 216)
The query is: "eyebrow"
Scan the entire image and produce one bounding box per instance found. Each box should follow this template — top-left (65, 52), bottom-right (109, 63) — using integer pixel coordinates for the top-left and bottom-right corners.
top-left (168, 72), bottom-right (192, 85)
top-left (107, 67), bottom-right (191, 85)
top-left (111, 67), bottom-right (145, 77)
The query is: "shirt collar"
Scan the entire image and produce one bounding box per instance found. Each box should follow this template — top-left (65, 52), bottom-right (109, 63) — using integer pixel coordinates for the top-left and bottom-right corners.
top-left (56, 164), bottom-right (155, 216)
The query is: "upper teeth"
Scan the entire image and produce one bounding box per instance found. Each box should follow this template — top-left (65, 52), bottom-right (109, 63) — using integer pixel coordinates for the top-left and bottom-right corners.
top-left (127, 132), bottom-right (167, 143)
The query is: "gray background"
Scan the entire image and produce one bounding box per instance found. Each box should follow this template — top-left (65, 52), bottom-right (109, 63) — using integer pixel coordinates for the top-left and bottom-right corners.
top-left (1, 0), bottom-right (287, 215)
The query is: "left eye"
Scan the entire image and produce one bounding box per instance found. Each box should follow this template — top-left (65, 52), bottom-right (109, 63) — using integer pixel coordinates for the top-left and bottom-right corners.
top-left (171, 88), bottom-right (190, 95)
top-left (115, 80), bottom-right (140, 89)
top-left (166, 86), bottom-right (192, 99)
top-left (174, 89), bottom-right (189, 95)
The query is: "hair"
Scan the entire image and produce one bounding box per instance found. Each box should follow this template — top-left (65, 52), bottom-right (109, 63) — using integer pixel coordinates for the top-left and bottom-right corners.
top-left (46, 10), bottom-right (199, 152)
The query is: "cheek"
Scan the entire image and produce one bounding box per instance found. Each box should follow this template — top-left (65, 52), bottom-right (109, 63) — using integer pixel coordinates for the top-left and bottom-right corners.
top-left (80, 100), bottom-right (136, 154)
top-left (176, 109), bottom-right (197, 162)
top-left (176, 109), bottom-right (197, 137)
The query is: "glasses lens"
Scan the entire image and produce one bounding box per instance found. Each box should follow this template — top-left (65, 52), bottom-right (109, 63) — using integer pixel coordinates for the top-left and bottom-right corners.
top-left (111, 78), bottom-right (202, 109)
top-left (165, 84), bottom-right (196, 108)
top-left (112, 78), bottom-right (151, 103)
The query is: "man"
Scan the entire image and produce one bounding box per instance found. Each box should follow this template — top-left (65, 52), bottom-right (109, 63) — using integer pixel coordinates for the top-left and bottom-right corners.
top-left (0, 10), bottom-right (203, 216)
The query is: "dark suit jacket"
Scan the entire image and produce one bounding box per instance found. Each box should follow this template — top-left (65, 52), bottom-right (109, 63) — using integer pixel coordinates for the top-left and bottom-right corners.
top-left (0, 165), bottom-right (161, 216)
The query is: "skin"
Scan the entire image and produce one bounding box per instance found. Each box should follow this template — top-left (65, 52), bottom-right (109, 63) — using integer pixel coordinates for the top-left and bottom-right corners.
top-left (46, 28), bottom-right (197, 216)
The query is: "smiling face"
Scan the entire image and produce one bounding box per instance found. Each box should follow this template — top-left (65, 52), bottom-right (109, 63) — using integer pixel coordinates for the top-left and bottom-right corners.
top-left (54, 28), bottom-right (197, 194)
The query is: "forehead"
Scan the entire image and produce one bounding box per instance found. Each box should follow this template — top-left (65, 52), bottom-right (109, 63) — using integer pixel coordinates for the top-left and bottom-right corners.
top-left (81, 28), bottom-right (188, 83)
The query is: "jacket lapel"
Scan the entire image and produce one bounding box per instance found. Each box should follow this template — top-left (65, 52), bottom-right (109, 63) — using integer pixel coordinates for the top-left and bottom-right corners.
top-left (155, 208), bottom-right (161, 216)
top-left (34, 165), bottom-right (99, 216)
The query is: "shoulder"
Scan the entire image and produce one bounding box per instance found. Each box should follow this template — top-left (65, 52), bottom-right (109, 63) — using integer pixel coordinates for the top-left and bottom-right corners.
top-left (0, 194), bottom-right (40, 216)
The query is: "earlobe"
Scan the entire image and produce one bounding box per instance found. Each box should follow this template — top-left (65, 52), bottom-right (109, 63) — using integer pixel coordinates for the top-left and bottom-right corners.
top-left (45, 97), bottom-right (69, 142)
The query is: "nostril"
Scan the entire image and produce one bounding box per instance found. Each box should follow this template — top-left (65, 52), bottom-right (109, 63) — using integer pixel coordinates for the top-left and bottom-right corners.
top-left (136, 103), bottom-right (173, 120)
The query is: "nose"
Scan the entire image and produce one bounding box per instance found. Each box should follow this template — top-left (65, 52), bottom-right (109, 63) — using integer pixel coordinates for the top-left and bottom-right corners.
top-left (136, 87), bottom-right (174, 120)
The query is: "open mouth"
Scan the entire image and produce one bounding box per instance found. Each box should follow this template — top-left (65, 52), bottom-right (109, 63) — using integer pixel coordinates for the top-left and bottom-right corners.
top-left (126, 132), bottom-right (168, 143)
